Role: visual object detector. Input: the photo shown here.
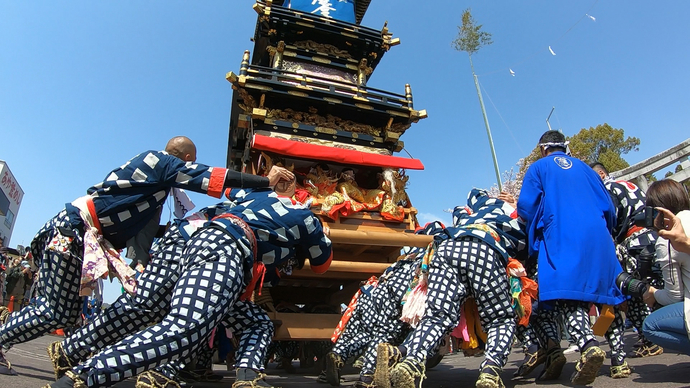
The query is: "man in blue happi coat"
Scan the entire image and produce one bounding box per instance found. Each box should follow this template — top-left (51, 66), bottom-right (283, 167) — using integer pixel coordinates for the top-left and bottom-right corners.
top-left (517, 130), bottom-right (625, 385)
top-left (0, 136), bottom-right (294, 375)
top-left (49, 179), bottom-right (333, 388)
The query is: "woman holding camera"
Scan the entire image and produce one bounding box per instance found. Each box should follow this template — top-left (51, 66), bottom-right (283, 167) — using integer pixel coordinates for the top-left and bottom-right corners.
top-left (641, 179), bottom-right (690, 355)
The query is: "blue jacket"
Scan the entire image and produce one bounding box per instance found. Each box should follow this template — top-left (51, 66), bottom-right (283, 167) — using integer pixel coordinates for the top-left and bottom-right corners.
top-left (517, 151), bottom-right (624, 305)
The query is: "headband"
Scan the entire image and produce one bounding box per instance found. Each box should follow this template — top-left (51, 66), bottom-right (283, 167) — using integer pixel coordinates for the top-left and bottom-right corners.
top-left (538, 141), bottom-right (569, 148)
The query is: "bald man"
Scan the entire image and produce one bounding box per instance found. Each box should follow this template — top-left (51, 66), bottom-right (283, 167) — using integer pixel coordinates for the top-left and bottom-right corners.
top-left (0, 136), bottom-right (293, 376)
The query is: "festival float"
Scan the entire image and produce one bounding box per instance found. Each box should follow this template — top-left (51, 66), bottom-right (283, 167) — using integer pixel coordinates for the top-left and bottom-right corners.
top-left (225, 0), bottom-right (432, 340)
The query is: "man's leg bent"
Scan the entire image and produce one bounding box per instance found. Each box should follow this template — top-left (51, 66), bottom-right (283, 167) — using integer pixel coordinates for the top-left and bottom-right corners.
top-left (1, 247), bottom-right (82, 349)
top-left (60, 233), bottom-right (183, 365)
top-left (386, 240), bottom-right (464, 388)
top-left (72, 230), bottom-right (246, 387)
top-left (468, 243), bottom-right (515, 372)
top-left (223, 300), bottom-right (274, 372)
top-left (642, 302), bottom-right (690, 356)
top-left (559, 301), bottom-right (606, 385)
top-left (400, 242), bottom-right (463, 363)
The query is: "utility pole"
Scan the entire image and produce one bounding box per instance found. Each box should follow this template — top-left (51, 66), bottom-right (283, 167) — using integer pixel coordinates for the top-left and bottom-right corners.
top-left (546, 106), bottom-right (555, 131)
top-left (453, 9), bottom-right (501, 191)
top-left (470, 56), bottom-right (502, 192)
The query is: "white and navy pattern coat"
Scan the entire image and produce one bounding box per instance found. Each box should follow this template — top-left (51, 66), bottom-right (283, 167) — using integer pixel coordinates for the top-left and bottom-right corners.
top-left (213, 188), bottom-right (333, 277)
top-left (604, 178), bottom-right (648, 244)
top-left (65, 150), bottom-right (227, 249)
top-left (446, 188), bottom-right (527, 264)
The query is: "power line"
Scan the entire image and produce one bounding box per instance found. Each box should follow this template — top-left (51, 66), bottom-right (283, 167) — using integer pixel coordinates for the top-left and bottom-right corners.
top-left (476, 78), bottom-right (526, 156)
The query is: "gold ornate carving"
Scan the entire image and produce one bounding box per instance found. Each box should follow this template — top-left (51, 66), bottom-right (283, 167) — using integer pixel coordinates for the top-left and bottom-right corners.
top-left (287, 90), bottom-right (308, 97)
top-left (293, 40), bottom-right (352, 59)
top-left (236, 88), bottom-right (258, 112)
top-left (389, 122), bottom-right (412, 134)
top-left (321, 169), bottom-right (385, 217)
top-left (265, 107), bottom-right (381, 137)
top-left (315, 126), bottom-right (338, 135)
top-left (312, 56), bottom-right (331, 64)
top-left (358, 58), bottom-right (373, 75)
top-left (234, 89), bottom-right (413, 138)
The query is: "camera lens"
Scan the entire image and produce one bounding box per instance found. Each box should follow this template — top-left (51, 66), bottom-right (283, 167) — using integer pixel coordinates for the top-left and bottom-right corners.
top-left (615, 272), bottom-right (648, 298)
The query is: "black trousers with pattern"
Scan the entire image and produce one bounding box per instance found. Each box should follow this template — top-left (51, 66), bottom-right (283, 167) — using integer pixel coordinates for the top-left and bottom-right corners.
top-left (401, 238), bottom-right (516, 370)
top-left (533, 300), bottom-right (596, 350)
top-left (531, 306), bottom-right (560, 349)
top-left (603, 305), bottom-right (626, 365)
top-left (616, 232), bottom-right (654, 342)
top-left (333, 291), bottom-right (406, 375)
top-left (515, 322), bottom-right (540, 349)
top-left (74, 228), bottom-right (272, 387)
top-left (332, 306), bottom-right (367, 361)
top-left (627, 296), bottom-right (651, 342)
top-left (0, 211), bottom-right (83, 351)
top-left (63, 224), bottom-right (273, 377)
top-left (62, 224), bottom-right (186, 364)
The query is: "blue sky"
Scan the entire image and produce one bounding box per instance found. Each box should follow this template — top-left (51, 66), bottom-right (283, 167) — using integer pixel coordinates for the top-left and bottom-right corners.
top-left (2, 1), bottom-right (689, 302)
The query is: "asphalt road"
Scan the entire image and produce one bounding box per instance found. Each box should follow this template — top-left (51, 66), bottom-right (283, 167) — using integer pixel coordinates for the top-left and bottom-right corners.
top-left (1, 332), bottom-right (688, 388)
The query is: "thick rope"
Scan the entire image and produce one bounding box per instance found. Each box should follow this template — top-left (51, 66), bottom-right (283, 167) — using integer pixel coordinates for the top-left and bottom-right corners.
top-left (135, 370), bottom-right (181, 388)
top-left (393, 360), bottom-right (426, 388)
top-left (65, 371), bottom-right (87, 388)
top-left (47, 341), bottom-right (74, 379)
top-left (0, 306), bottom-right (10, 325)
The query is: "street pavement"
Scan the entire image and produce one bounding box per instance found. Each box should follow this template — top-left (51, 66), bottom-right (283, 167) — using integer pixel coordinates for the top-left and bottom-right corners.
top-left (1, 332), bottom-right (688, 388)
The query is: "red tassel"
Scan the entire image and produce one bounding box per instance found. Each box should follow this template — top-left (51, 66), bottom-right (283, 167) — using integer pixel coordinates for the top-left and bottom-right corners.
top-left (239, 262), bottom-right (266, 301)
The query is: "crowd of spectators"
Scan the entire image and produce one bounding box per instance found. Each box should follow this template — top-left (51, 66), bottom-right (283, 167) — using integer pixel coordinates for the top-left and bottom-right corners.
top-left (0, 250), bottom-right (37, 312)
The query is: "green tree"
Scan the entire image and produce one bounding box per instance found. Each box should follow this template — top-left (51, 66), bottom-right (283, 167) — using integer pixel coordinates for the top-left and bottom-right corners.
top-left (452, 9), bottom-right (493, 55)
top-left (568, 123), bottom-right (640, 171)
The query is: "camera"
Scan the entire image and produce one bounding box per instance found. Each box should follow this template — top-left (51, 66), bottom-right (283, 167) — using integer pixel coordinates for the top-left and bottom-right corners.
top-left (615, 271), bottom-right (649, 298)
top-left (633, 207), bottom-right (659, 228)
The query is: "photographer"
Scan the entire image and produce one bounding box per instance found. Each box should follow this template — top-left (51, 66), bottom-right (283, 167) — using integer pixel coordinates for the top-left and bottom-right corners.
top-left (591, 162), bottom-right (662, 364)
top-left (640, 179), bottom-right (690, 355)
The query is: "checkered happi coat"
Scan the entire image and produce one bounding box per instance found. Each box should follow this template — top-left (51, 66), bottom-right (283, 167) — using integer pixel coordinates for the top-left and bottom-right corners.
top-left (604, 178), bottom-right (647, 244)
top-left (447, 188), bottom-right (527, 263)
top-left (220, 188), bottom-right (333, 274)
top-left (73, 150), bottom-right (227, 249)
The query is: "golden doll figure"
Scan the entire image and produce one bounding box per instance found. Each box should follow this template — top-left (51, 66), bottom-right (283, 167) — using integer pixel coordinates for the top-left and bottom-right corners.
top-left (322, 168), bottom-right (385, 219)
top-left (380, 168), bottom-right (410, 222)
top-left (300, 163), bottom-right (339, 206)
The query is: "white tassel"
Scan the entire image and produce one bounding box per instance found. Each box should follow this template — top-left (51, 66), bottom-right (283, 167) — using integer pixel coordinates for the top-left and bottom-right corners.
top-left (400, 283), bottom-right (428, 327)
